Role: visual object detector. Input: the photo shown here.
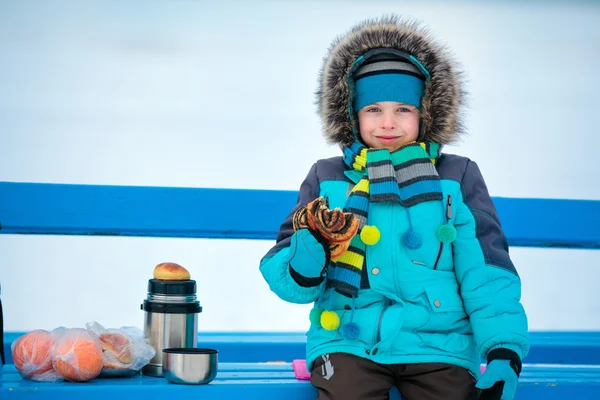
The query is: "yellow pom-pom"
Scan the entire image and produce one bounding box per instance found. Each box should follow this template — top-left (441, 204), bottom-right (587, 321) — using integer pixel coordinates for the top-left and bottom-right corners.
top-left (360, 225), bottom-right (380, 245)
top-left (320, 311), bottom-right (341, 331)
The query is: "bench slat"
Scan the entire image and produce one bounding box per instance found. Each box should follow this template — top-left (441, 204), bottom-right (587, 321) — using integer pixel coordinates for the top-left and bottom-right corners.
top-left (1, 182), bottom-right (599, 248)
top-left (2, 364), bottom-right (600, 399)
top-left (5, 331), bottom-right (600, 365)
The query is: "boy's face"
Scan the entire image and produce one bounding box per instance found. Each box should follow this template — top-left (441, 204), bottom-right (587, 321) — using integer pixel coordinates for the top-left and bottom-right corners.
top-left (357, 101), bottom-right (420, 150)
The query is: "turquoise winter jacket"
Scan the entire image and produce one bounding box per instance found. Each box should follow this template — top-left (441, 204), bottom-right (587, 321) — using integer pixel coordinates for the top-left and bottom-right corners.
top-left (259, 154), bottom-right (529, 377)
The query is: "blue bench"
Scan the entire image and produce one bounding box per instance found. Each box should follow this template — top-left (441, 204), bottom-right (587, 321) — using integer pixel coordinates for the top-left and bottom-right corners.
top-left (2, 362), bottom-right (600, 399)
top-left (4, 331), bottom-right (600, 365)
top-left (0, 182), bottom-right (598, 247)
top-left (1, 181), bottom-right (600, 398)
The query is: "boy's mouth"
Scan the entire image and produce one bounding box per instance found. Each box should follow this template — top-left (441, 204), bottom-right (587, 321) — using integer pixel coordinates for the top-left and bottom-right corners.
top-left (376, 136), bottom-right (400, 143)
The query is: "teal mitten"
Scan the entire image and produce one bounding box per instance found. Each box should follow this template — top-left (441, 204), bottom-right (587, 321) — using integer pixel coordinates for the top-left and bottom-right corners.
top-left (288, 229), bottom-right (330, 283)
top-left (477, 349), bottom-right (522, 400)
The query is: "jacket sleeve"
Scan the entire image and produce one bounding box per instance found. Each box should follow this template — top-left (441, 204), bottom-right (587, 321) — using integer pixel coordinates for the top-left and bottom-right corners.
top-left (453, 160), bottom-right (530, 360)
top-left (259, 163), bottom-right (326, 304)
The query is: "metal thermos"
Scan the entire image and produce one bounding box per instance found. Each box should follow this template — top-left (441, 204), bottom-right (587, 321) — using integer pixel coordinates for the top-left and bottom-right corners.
top-left (141, 279), bottom-right (202, 377)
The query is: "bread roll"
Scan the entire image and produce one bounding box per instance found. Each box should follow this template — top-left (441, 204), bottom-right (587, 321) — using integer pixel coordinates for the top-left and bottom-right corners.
top-left (153, 262), bottom-right (191, 281)
top-left (99, 333), bottom-right (132, 364)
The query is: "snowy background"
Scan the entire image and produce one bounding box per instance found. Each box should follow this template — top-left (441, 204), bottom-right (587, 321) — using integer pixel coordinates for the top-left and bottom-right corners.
top-left (1, 0), bottom-right (599, 333)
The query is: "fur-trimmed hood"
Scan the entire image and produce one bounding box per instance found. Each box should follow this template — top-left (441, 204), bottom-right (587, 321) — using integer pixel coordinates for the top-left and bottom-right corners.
top-left (316, 15), bottom-right (467, 147)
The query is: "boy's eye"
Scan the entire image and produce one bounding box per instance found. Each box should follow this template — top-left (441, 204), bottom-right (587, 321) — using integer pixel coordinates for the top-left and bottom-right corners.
top-left (398, 107), bottom-right (411, 112)
top-left (366, 107), bottom-right (380, 112)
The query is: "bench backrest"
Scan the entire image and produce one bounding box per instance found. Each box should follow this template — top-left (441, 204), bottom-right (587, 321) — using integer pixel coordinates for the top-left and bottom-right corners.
top-left (1, 181), bottom-right (599, 248)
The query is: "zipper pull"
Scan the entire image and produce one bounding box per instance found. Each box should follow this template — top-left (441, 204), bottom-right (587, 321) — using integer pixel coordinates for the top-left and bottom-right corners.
top-left (446, 195), bottom-right (453, 220)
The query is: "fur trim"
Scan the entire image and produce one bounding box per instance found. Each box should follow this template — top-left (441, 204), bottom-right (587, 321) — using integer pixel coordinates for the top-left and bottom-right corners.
top-left (316, 15), bottom-right (467, 147)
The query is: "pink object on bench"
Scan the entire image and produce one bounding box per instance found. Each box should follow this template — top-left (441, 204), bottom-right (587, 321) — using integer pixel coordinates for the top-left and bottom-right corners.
top-left (292, 359), bottom-right (311, 380)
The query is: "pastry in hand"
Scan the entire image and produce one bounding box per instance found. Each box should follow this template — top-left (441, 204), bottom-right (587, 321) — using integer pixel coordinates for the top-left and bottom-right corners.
top-left (306, 197), bottom-right (359, 243)
top-left (153, 262), bottom-right (191, 281)
top-left (293, 197), bottom-right (359, 259)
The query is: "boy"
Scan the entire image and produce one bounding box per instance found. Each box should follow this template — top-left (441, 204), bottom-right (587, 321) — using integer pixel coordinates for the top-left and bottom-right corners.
top-left (259, 16), bottom-right (529, 400)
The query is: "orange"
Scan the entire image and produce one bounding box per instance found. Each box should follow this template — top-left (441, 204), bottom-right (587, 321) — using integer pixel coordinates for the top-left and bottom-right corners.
top-left (52, 328), bottom-right (103, 382)
top-left (11, 330), bottom-right (54, 379)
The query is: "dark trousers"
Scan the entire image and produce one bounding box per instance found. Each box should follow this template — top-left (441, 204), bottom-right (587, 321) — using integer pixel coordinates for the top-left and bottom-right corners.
top-left (311, 353), bottom-right (479, 400)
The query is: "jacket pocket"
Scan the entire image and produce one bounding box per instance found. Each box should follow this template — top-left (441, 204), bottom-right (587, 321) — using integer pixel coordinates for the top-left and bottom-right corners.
top-left (417, 282), bottom-right (470, 335)
top-left (424, 284), bottom-right (465, 313)
top-left (417, 284), bottom-right (472, 353)
top-left (417, 330), bottom-right (472, 354)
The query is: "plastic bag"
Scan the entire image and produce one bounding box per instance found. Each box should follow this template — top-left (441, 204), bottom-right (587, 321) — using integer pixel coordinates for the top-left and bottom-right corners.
top-left (51, 327), bottom-right (104, 382)
top-left (86, 321), bottom-right (156, 376)
top-left (11, 329), bottom-right (63, 382)
top-left (12, 323), bottom-right (155, 381)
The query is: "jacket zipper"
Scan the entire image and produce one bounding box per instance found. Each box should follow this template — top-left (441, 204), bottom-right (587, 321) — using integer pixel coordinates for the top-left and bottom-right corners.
top-left (432, 195), bottom-right (452, 270)
top-left (374, 299), bottom-right (392, 343)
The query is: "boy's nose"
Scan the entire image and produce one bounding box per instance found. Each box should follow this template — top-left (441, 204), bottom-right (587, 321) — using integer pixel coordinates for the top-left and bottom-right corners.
top-left (380, 112), bottom-right (397, 130)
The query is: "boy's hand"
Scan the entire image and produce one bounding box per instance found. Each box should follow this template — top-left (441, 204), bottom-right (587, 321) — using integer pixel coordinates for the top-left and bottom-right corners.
top-left (477, 349), bottom-right (521, 400)
top-left (288, 229), bottom-right (330, 279)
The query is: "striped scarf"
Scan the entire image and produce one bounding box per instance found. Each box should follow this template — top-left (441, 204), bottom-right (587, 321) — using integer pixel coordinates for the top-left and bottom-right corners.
top-left (330, 141), bottom-right (442, 297)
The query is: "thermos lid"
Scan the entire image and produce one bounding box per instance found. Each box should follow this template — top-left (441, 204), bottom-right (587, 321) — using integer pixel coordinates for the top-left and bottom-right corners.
top-left (148, 279), bottom-right (197, 295)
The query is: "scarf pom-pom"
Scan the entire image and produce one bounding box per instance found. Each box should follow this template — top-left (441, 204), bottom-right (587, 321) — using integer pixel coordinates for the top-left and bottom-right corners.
top-left (320, 311), bottom-right (341, 331)
top-left (402, 229), bottom-right (422, 249)
top-left (360, 225), bottom-right (380, 245)
top-left (437, 224), bottom-right (457, 243)
top-left (309, 307), bottom-right (324, 326)
top-left (341, 322), bottom-right (360, 340)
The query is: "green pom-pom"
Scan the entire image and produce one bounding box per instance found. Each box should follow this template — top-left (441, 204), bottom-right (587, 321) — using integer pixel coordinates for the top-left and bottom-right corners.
top-left (320, 311), bottom-right (340, 331)
top-left (437, 224), bottom-right (457, 243)
top-left (360, 225), bottom-right (380, 245)
top-left (309, 307), bottom-right (324, 326)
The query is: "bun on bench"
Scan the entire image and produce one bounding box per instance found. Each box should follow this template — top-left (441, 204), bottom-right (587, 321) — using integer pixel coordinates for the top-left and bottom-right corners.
top-left (153, 262), bottom-right (191, 281)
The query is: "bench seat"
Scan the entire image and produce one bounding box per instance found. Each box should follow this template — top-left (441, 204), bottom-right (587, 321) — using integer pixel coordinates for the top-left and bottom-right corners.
top-left (2, 362), bottom-right (600, 399)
